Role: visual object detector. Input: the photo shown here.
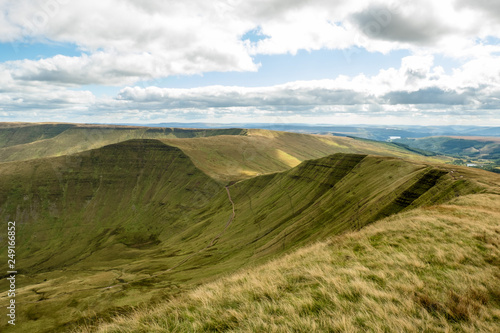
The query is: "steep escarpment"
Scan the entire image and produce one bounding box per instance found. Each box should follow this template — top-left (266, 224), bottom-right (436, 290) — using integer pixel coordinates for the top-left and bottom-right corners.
top-left (173, 154), bottom-right (482, 271)
top-left (0, 148), bottom-right (485, 333)
top-left (0, 139), bottom-right (222, 274)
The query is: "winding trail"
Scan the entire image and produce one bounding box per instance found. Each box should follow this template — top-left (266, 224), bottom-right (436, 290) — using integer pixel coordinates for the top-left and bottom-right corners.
top-left (163, 185), bottom-right (236, 271)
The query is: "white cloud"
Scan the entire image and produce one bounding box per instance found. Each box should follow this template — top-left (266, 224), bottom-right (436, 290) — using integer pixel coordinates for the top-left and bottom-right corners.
top-left (3, 52), bottom-right (500, 125)
top-left (105, 54), bottom-right (500, 124)
top-left (1, 0), bottom-right (500, 86)
top-left (1, 0), bottom-right (500, 125)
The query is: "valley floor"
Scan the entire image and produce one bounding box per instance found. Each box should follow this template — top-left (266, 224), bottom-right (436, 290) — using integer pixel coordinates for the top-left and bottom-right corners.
top-left (77, 193), bottom-right (500, 333)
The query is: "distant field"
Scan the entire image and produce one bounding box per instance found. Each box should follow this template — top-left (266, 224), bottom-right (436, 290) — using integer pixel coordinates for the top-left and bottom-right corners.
top-left (395, 136), bottom-right (500, 161)
top-left (446, 136), bottom-right (500, 143)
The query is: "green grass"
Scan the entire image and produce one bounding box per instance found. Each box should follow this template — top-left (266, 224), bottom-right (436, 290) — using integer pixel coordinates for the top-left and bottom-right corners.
top-left (395, 136), bottom-right (500, 160)
top-left (0, 137), bottom-right (491, 332)
top-left (0, 123), bottom-right (74, 148)
top-left (160, 129), bottom-right (451, 182)
top-left (0, 124), bottom-right (449, 182)
top-left (76, 193), bottom-right (500, 332)
top-left (0, 123), bottom-right (246, 163)
top-left (0, 125), bottom-right (497, 332)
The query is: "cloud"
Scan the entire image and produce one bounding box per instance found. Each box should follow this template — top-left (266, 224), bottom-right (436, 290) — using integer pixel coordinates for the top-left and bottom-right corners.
top-left (1, 0), bottom-right (500, 86)
top-left (2, 52), bottom-right (500, 125)
top-left (349, 3), bottom-right (451, 45)
top-left (383, 87), bottom-right (471, 105)
top-left (1, 1), bottom-right (500, 125)
top-left (1, 0), bottom-right (259, 85)
top-left (110, 53), bottom-right (500, 125)
top-left (116, 83), bottom-right (372, 108)
top-left (455, 0), bottom-right (500, 23)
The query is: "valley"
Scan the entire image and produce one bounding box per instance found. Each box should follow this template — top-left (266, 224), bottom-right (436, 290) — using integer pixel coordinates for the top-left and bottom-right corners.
top-left (0, 123), bottom-right (498, 332)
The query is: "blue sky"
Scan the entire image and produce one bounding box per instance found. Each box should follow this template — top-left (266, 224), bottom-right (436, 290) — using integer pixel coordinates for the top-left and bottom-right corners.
top-left (0, 41), bottom-right (83, 62)
top-left (0, 39), bottom-right (413, 92)
top-left (0, 0), bottom-right (499, 125)
top-left (136, 49), bottom-right (413, 89)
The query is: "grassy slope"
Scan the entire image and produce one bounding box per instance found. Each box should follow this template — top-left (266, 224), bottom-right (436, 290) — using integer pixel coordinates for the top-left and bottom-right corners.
top-left (79, 192), bottom-right (500, 333)
top-left (0, 124), bottom-right (450, 181)
top-left (0, 140), bottom-right (224, 332)
top-left (447, 136), bottom-right (500, 143)
top-left (395, 136), bottom-right (500, 160)
top-left (0, 123), bottom-right (74, 148)
top-left (0, 123), bottom-right (246, 162)
top-left (0, 140), bottom-right (486, 332)
top-left (161, 129), bottom-right (450, 182)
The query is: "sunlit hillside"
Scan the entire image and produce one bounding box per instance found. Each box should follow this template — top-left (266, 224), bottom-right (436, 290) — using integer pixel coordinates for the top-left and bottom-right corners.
top-left (77, 192), bottom-right (500, 332)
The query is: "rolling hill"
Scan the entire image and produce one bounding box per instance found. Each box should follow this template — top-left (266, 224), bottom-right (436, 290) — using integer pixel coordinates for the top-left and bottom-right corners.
top-left (0, 123), bottom-right (246, 163)
top-left (394, 136), bottom-right (500, 161)
top-left (394, 136), bottom-right (500, 174)
top-left (160, 129), bottom-right (450, 182)
top-left (0, 124), bottom-right (499, 332)
top-left (0, 136), bottom-right (495, 332)
top-left (0, 122), bottom-right (450, 182)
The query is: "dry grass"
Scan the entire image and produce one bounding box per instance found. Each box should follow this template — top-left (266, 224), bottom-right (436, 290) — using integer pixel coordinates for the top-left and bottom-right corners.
top-left (76, 193), bottom-right (500, 333)
top-left (161, 130), bottom-right (451, 183)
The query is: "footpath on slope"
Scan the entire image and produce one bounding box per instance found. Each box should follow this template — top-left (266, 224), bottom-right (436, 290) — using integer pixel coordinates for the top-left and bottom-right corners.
top-left (161, 186), bottom-right (236, 272)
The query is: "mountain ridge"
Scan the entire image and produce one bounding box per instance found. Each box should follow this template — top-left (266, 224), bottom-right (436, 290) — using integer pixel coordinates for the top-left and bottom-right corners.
top-left (0, 136), bottom-right (497, 332)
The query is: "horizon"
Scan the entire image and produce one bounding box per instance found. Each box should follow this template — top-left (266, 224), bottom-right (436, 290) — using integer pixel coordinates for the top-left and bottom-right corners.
top-left (1, 121), bottom-right (498, 128)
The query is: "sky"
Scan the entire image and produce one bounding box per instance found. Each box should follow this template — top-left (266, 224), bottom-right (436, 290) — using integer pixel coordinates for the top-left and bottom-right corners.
top-left (1, 0), bottom-right (500, 126)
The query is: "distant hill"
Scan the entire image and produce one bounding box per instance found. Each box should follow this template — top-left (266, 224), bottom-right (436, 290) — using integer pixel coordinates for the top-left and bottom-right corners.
top-left (393, 136), bottom-right (500, 174)
top-left (0, 138), bottom-right (492, 333)
top-left (0, 123), bottom-right (449, 181)
top-left (120, 122), bottom-right (500, 140)
top-left (0, 123), bottom-right (246, 162)
top-left (160, 129), bottom-right (449, 182)
top-left (394, 136), bottom-right (500, 160)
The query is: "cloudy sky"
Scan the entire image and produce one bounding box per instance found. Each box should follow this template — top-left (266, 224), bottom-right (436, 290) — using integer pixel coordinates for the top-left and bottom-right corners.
top-left (1, 0), bottom-right (500, 125)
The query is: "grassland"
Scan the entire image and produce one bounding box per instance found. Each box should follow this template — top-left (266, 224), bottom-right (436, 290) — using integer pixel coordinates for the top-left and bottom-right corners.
top-left (0, 123), bottom-right (246, 163)
top-left (0, 124), bottom-right (498, 332)
top-left (0, 138), bottom-right (483, 332)
top-left (161, 129), bottom-right (450, 182)
top-left (0, 124), bottom-right (449, 183)
top-left (395, 136), bottom-right (500, 161)
top-left (76, 192), bottom-right (500, 332)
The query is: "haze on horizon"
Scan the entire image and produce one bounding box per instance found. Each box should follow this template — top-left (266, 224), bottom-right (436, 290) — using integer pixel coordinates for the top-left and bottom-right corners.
top-left (1, 0), bottom-right (500, 126)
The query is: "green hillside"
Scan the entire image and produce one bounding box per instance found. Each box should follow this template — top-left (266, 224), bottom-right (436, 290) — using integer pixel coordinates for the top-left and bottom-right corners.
top-left (0, 123), bottom-right (74, 148)
top-left (394, 136), bottom-right (500, 160)
top-left (394, 136), bottom-right (500, 174)
top-left (79, 192), bottom-right (500, 333)
top-left (0, 124), bottom-right (450, 178)
top-left (0, 123), bottom-right (246, 163)
top-left (0, 140), bottom-right (224, 332)
top-left (160, 129), bottom-right (450, 182)
top-left (0, 139), bottom-right (488, 333)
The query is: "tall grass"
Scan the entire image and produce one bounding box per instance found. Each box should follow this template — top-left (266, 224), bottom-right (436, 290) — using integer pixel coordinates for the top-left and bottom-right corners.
top-left (76, 193), bottom-right (500, 332)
